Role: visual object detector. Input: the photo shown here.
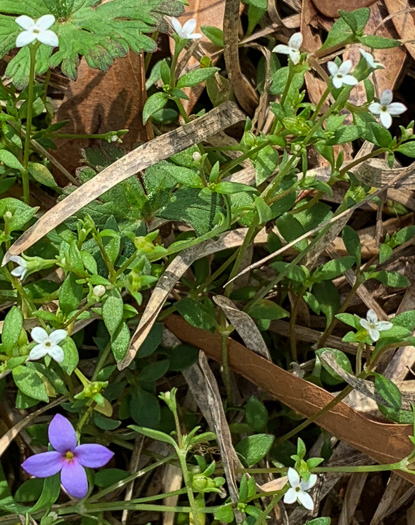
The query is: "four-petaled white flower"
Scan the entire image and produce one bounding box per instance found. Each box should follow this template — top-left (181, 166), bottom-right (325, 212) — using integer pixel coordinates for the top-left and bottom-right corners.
top-left (15, 14), bottom-right (59, 48)
top-left (327, 60), bottom-right (358, 89)
top-left (10, 255), bottom-right (28, 281)
top-left (171, 17), bottom-right (202, 40)
top-left (29, 327), bottom-right (67, 363)
top-left (369, 89), bottom-right (407, 129)
top-left (360, 309), bottom-right (392, 342)
top-left (273, 33), bottom-right (303, 65)
top-left (359, 48), bottom-right (384, 70)
top-left (284, 468), bottom-right (317, 511)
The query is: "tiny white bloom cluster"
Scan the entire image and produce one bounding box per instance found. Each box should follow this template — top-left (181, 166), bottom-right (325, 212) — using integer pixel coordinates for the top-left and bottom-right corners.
top-left (171, 17), bottom-right (202, 40)
top-left (273, 33), bottom-right (303, 65)
top-left (15, 14), bottom-right (59, 48)
top-left (29, 327), bottom-right (67, 363)
top-left (284, 468), bottom-right (317, 511)
top-left (369, 89), bottom-right (407, 129)
top-left (360, 309), bottom-right (393, 342)
top-left (327, 60), bottom-right (358, 89)
top-left (10, 255), bottom-right (28, 281)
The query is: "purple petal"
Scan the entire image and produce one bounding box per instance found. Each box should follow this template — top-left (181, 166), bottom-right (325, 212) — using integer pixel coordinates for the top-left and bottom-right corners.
top-left (22, 451), bottom-right (63, 477)
top-left (61, 459), bottom-right (88, 498)
top-left (49, 414), bottom-right (77, 453)
top-left (75, 444), bottom-right (114, 468)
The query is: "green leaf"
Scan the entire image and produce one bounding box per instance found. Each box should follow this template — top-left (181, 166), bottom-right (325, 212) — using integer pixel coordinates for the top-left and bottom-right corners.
top-left (214, 181), bottom-right (257, 195)
top-left (339, 10), bottom-right (358, 32)
top-left (2, 306), bottom-right (23, 355)
top-left (313, 256), bottom-right (355, 282)
top-left (59, 272), bottom-right (83, 314)
top-left (397, 142), bottom-right (415, 158)
top-left (246, 396), bottom-right (268, 431)
top-left (168, 343), bottom-right (199, 371)
top-left (95, 469), bottom-right (129, 488)
top-left (176, 297), bottom-right (216, 331)
top-left (60, 337), bottom-right (79, 375)
top-left (137, 323), bottom-right (163, 358)
top-left (359, 35), bottom-right (400, 49)
top-left (336, 313), bottom-right (360, 329)
top-left (15, 479), bottom-right (44, 503)
top-left (305, 519), bottom-right (331, 525)
top-left (28, 162), bottom-right (58, 189)
top-left (111, 321), bottom-right (130, 362)
top-left (235, 434), bottom-right (274, 466)
top-left (379, 243), bottom-right (393, 265)
top-left (0, 150), bottom-right (23, 171)
top-left (29, 473), bottom-right (60, 514)
top-left (320, 8), bottom-right (370, 50)
top-left (374, 373), bottom-right (402, 411)
top-left (255, 145), bottom-right (279, 185)
top-left (367, 123), bottom-right (392, 148)
top-left (103, 292), bottom-right (124, 336)
top-left (214, 504), bottom-right (234, 523)
top-left (276, 213), bottom-right (307, 251)
top-left (140, 360), bottom-right (170, 382)
top-left (254, 196), bottom-right (273, 224)
top-left (201, 26), bottom-right (223, 47)
top-left (330, 125), bottom-right (360, 145)
top-left (168, 166), bottom-right (203, 188)
top-left (313, 281), bottom-right (339, 328)
top-left (342, 225), bottom-right (361, 266)
top-left (130, 388), bottom-right (161, 428)
top-left (177, 67), bottom-right (219, 88)
top-left (12, 365), bottom-right (48, 402)
top-left (395, 225), bottom-right (415, 245)
top-left (142, 92), bottom-right (169, 124)
top-left (370, 271), bottom-right (410, 288)
top-left (247, 299), bottom-right (289, 320)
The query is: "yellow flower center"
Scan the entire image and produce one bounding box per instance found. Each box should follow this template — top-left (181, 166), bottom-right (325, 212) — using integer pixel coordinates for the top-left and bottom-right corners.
top-left (65, 451), bottom-right (74, 460)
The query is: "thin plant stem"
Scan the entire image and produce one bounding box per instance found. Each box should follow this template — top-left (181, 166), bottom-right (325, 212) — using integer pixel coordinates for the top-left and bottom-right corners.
top-left (289, 284), bottom-right (307, 362)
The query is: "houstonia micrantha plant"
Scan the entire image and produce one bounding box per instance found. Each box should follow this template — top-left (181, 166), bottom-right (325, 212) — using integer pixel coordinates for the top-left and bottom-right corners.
top-left (2, 2), bottom-right (415, 523)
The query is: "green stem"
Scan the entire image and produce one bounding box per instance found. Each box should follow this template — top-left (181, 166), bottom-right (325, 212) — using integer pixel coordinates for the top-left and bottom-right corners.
top-left (339, 148), bottom-right (387, 176)
top-left (92, 341), bottom-right (112, 381)
top-left (22, 43), bottom-right (39, 204)
top-left (289, 284), bottom-right (307, 362)
top-left (311, 85), bottom-right (331, 121)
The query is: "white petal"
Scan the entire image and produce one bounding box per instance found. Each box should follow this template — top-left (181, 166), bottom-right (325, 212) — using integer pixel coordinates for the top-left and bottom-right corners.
top-left (11, 266), bottom-right (25, 277)
top-left (10, 255), bottom-right (26, 266)
top-left (289, 49), bottom-right (301, 64)
top-left (369, 328), bottom-right (380, 342)
top-left (338, 60), bottom-right (352, 75)
top-left (360, 319), bottom-right (370, 330)
top-left (283, 487), bottom-right (298, 504)
top-left (359, 48), bottom-right (373, 67)
top-left (48, 345), bottom-right (64, 363)
top-left (327, 61), bottom-right (338, 77)
top-left (387, 102), bottom-right (407, 116)
top-left (301, 474), bottom-right (317, 490)
top-left (49, 329), bottom-right (67, 345)
top-left (35, 14), bottom-right (55, 30)
top-left (15, 15), bottom-right (35, 30)
top-left (380, 110), bottom-right (392, 129)
top-left (342, 75), bottom-right (358, 86)
top-left (377, 321), bottom-right (393, 331)
top-left (287, 467), bottom-right (300, 488)
top-left (289, 32), bottom-right (303, 50)
top-left (187, 32), bottom-right (202, 39)
top-left (16, 31), bottom-right (36, 47)
top-left (297, 490), bottom-right (314, 511)
top-left (367, 309), bottom-right (378, 323)
top-left (332, 76), bottom-right (343, 89)
top-left (273, 44), bottom-right (291, 55)
top-left (29, 344), bottom-right (48, 360)
top-left (171, 17), bottom-right (182, 34)
top-left (37, 30), bottom-right (59, 47)
top-left (182, 18), bottom-right (197, 37)
top-left (31, 326), bottom-right (49, 344)
top-left (380, 89), bottom-right (393, 105)
top-left (368, 102), bottom-right (382, 115)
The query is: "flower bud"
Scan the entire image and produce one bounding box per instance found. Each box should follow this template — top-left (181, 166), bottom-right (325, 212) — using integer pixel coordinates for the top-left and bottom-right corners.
top-left (93, 284), bottom-right (106, 297)
top-left (192, 151), bottom-right (202, 162)
top-left (4, 211), bottom-right (13, 220)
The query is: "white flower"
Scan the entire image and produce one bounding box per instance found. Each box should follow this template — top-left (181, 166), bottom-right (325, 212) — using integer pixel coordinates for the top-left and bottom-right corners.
top-left (29, 327), bottom-right (67, 363)
top-left (360, 309), bottom-right (393, 342)
top-left (327, 60), bottom-right (358, 89)
top-left (10, 255), bottom-right (28, 281)
top-left (192, 151), bottom-right (202, 162)
top-left (284, 468), bottom-right (317, 511)
top-left (369, 89), bottom-right (407, 129)
top-left (359, 48), bottom-right (384, 70)
top-left (273, 33), bottom-right (303, 65)
top-left (171, 17), bottom-right (202, 40)
top-left (15, 14), bottom-right (59, 48)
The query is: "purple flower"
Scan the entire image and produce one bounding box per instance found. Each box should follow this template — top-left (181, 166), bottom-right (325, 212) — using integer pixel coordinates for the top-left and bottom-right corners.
top-left (21, 414), bottom-right (113, 498)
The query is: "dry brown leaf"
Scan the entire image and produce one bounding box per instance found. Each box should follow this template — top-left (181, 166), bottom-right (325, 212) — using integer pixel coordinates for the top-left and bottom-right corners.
top-left (384, 0), bottom-right (415, 62)
top-left (54, 53), bottom-right (152, 178)
top-left (312, 0), bottom-right (378, 18)
top-left (3, 102), bottom-right (245, 264)
top-left (165, 315), bottom-right (415, 482)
